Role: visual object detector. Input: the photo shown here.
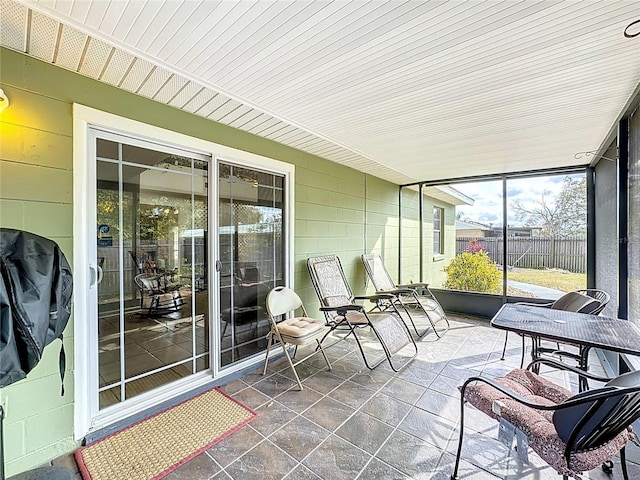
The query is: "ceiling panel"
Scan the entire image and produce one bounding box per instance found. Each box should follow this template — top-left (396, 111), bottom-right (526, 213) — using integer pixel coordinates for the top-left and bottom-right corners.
top-left (136, 66), bottom-right (171, 99)
top-left (152, 74), bottom-right (188, 103)
top-left (80, 1), bottom-right (109, 30)
top-left (196, 93), bottom-right (229, 119)
top-left (206, 98), bottom-right (244, 122)
top-left (227, 110), bottom-right (266, 129)
top-left (181, 88), bottom-right (218, 115)
top-left (217, 104), bottom-right (255, 125)
top-left (119, 57), bottom-right (155, 93)
top-left (3, 0), bottom-right (640, 187)
top-left (169, 82), bottom-right (204, 110)
top-left (1, 0), bottom-right (28, 51)
top-left (28, 10), bottom-right (58, 62)
top-left (100, 48), bottom-right (135, 86)
top-left (243, 116), bottom-right (280, 135)
top-left (78, 37), bottom-right (112, 79)
top-left (55, 25), bottom-right (87, 71)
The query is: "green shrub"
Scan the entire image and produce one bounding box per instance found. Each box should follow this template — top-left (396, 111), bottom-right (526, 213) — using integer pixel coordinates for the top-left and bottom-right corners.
top-left (444, 251), bottom-right (501, 293)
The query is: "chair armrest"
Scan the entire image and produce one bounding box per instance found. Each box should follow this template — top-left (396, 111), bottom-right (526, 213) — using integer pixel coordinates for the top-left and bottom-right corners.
top-left (375, 288), bottom-right (415, 295)
top-left (397, 282), bottom-right (429, 289)
top-left (526, 358), bottom-right (613, 383)
top-left (515, 301), bottom-right (553, 307)
top-left (462, 373), bottom-right (640, 413)
top-left (319, 304), bottom-right (363, 312)
top-left (460, 376), bottom-right (559, 411)
top-left (354, 294), bottom-right (396, 301)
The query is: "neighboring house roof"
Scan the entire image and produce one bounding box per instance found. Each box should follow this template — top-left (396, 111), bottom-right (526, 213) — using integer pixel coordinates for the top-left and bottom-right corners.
top-left (455, 220), bottom-right (492, 231)
top-left (491, 226), bottom-right (542, 233)
top-left (424, 186), bottom-right (474, 206)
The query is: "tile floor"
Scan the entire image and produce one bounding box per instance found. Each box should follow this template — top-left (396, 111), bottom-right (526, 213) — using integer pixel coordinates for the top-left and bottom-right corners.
top-left (50, 314), bottom-right (640, 479)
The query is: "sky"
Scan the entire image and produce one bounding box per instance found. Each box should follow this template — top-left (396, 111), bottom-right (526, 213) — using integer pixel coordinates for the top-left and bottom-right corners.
top-left (451, 173), bottom-right (582, 228)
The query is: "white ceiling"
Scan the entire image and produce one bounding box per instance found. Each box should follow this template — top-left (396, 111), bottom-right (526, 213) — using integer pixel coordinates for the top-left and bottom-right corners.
top-left (3, 0), bottom-right (640, 185)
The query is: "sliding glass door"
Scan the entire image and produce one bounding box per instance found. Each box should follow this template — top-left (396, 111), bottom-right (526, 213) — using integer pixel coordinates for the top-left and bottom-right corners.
top-left (93, 132), bottom-right (210, 410)
top-left (218, 161), bottom-right (285, 368)
top-left (75, 106), bottom-right (294, 436)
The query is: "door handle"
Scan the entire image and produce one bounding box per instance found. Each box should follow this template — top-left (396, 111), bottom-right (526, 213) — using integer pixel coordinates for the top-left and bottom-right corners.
top-left (89, 264), bottom-right (104, 288)
top-left (215, 260), bottom-right (222, 272)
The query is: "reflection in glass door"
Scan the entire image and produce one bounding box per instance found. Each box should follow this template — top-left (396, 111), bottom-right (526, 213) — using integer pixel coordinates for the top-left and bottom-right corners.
top-left (218, 162), bottom-right (285, 368)
top-left (94, 133), bottom-right (210, 410)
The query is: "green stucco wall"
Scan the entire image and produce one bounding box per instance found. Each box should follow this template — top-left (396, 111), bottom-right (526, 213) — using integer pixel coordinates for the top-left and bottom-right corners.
top-left (0, 47), bottom-right (407, 475)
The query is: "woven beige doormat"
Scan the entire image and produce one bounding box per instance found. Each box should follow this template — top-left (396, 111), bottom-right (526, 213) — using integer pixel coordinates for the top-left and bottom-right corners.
top-left (75, 388), bottom-right (257, 480)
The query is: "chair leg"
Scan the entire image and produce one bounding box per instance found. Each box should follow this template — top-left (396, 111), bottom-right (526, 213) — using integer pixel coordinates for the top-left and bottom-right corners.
top-left (450, 391), bottom-right (467, 479)
top-left (520, 334), bottom-right (526, 368)
top-left (621, 445), bottom-right (629, 480)
top-left (429, 291), bottom-right (450, 336)
top-left (501, 331), bottom-right (509, 360)
top-left (281, 342), bottom-right (304, 390)
top-left (368, 313), bottom-right (418, 373)
top-left (262, 332), bottom-right (273, 375)
top-left (351, 325), bottom-right (387, 370)
top-left (396, 298), bottom-right (428, 338)
top-left (316, 339), bottom-right (332, 370)
top-left (419, 300), bottom-right (444, 339)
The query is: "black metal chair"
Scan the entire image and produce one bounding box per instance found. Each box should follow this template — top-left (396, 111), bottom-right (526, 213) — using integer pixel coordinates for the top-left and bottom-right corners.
top-left (307, 255), bottom-right (417, 372)
top-left (501, 289), bottom-right (610, 369)
top-left (451, 358), bottom-right (640, 480)
top-left (361, 253), bottom-right (449, 338)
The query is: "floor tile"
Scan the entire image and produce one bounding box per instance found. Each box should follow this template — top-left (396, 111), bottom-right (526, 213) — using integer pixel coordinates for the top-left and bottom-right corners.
top-left (335, 411), bottom-right (395, 454)
top-left (269, 416), bottom-right (330, 461)
top-left (59, 314), bottom-right (639, 480)
top-left (223, 440), bottom-right (299, 480)
top-left (302, 435), bottom-right (372, 480)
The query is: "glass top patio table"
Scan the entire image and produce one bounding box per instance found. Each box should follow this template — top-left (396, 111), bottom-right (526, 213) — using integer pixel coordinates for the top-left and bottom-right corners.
top-left (491, 303), bottom-right (640, 357)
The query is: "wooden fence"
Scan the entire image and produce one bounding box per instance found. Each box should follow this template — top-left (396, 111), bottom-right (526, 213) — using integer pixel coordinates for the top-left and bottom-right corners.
top-left (456, 236), bottom-right (587, 274)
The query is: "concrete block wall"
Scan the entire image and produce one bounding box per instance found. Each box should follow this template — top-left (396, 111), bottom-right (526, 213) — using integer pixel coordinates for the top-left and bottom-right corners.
top-left (0, 46), bottom-right (401, 475)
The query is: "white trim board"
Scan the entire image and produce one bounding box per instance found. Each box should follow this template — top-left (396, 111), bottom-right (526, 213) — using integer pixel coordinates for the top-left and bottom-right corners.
top-left (72, 104), bottom-right (295, 439)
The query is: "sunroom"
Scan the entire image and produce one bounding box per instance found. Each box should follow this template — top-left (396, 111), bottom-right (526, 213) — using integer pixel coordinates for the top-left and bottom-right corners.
top-left (1, 1), bottom-right (640, 479)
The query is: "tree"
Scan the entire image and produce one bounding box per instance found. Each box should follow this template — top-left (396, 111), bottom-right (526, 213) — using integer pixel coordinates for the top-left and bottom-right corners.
top-left (511, 176), bottom-right (586, 236)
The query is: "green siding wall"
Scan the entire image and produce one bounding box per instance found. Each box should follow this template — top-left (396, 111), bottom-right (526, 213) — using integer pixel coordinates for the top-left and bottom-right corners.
top-left (0, 47), bottom-right (402, 475)
top-left (423, 200), bottom-right (456, 288)
top-left (398, 188), bottom-right (458, 289)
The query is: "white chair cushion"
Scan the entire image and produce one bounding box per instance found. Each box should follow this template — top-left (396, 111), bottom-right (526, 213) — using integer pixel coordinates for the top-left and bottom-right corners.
top-left (278, 316), bottom-right (326, 341)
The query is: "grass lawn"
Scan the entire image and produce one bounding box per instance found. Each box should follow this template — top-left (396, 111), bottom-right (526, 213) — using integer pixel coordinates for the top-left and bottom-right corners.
top-left (507, 268), bottom-right (586, 293)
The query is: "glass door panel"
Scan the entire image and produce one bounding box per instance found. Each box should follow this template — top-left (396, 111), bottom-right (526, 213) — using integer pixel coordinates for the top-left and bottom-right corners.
top-left (218, 162), bottom-right (285, 368)
top-left (506, 174), bottom-right (586, 298)
top-left (95, 135), bottom-right (210, 410)
top-left (439, 180), bottom-right (503, 293)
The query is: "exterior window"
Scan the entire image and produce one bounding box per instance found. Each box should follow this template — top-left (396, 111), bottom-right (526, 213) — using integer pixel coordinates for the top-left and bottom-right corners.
top-left (433, 207), bottom-right (444, 254)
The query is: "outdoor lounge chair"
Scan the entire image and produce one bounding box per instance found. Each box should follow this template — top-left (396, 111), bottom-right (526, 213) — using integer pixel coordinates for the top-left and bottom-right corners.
top-left (501, 289), bottom-right (610, 373)
top-left (262, 286), bottom-right (331, 390)
top-left (134, 273), bottom-right (185, 317)
top-left (451, 358), bottom-right (640, 480)
top-left (361, 253), bottom-right (450, 338)
top-left (307, 255), bottom-right (417, 372)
